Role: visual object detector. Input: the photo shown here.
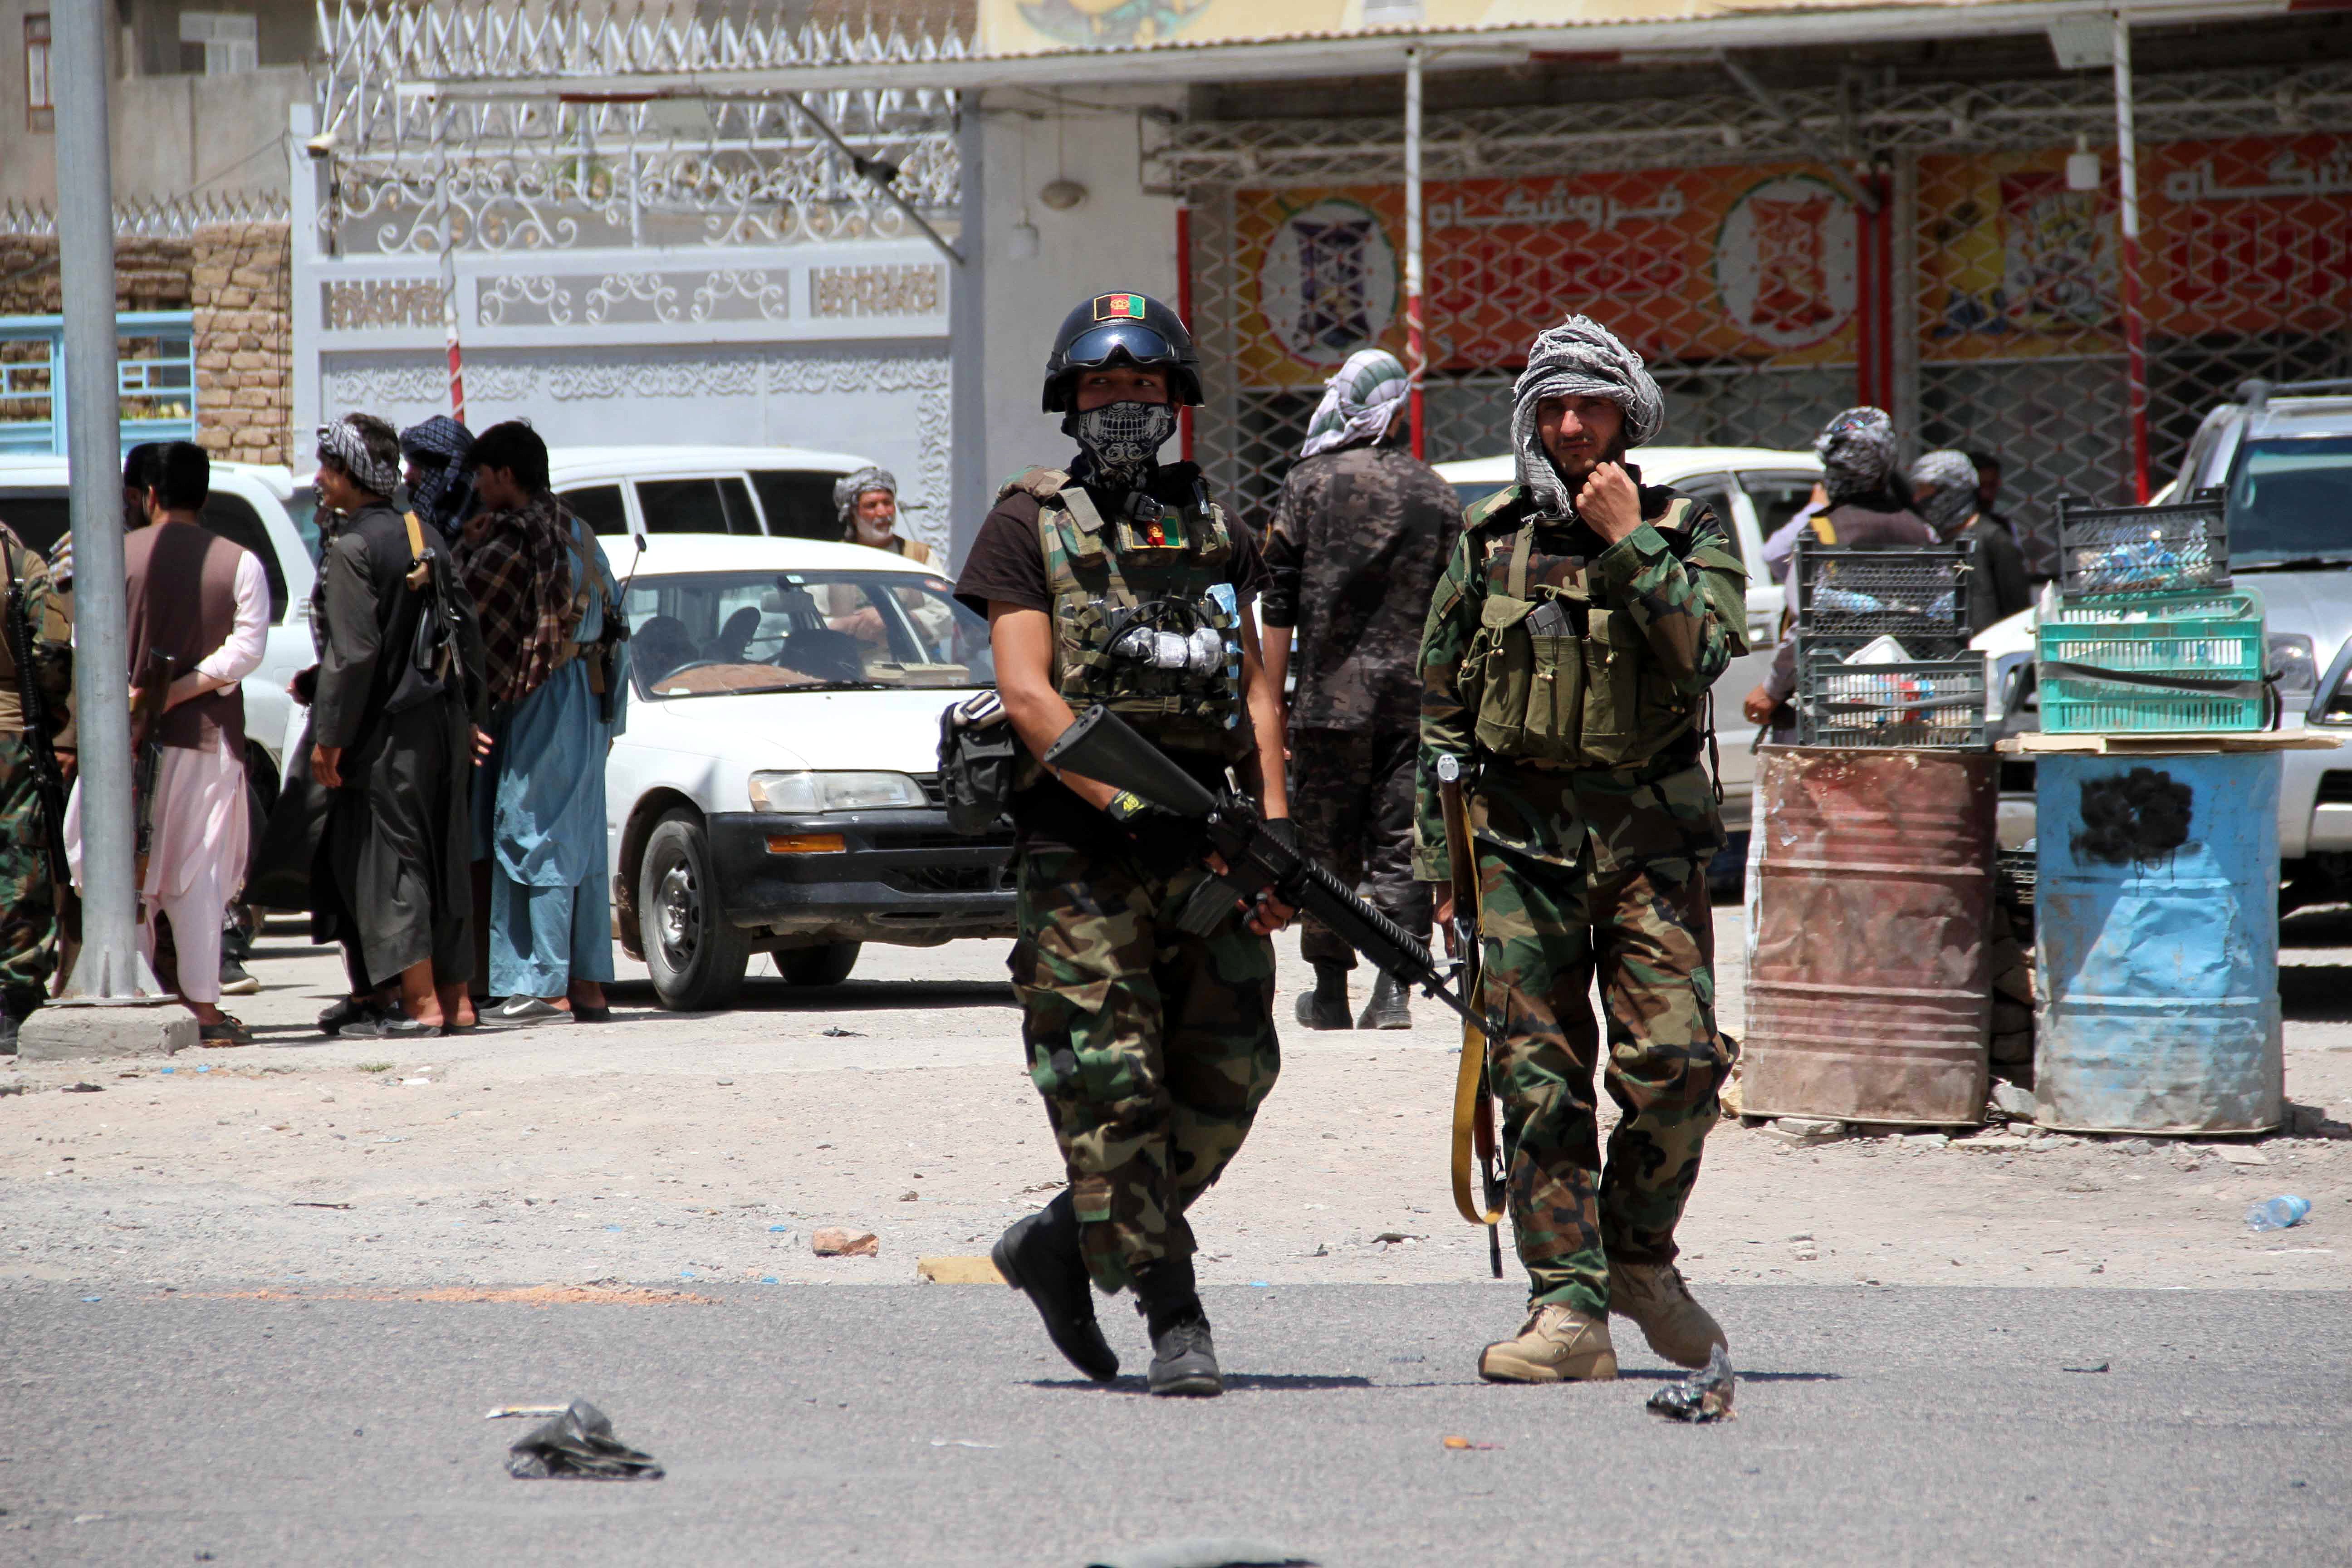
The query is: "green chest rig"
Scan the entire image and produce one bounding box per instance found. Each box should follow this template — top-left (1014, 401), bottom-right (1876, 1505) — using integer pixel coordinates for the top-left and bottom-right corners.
top-left (1007, 466), bottom-right (1249, 771)
top-left (1460, 489), bottom-right (1713, 769)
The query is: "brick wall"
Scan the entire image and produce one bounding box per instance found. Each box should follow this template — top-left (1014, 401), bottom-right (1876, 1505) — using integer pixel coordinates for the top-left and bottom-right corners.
top-left (191, 222), bottom-right (293, 468)
top-left (0, 236), bottom-right (193, 314)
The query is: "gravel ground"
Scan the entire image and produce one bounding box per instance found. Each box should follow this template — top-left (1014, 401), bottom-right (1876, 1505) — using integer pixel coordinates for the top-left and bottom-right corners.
top-left (5, 903), bottom-right (2348, 1298)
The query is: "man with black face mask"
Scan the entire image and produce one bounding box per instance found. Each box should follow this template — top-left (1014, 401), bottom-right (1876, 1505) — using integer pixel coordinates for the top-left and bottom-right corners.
top-left (955, 291), bottom-right (1291, 1398)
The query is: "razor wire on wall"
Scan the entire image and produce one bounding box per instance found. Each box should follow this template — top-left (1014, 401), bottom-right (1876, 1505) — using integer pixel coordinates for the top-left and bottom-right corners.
top-left (312, 1), bottom-right (963, 257)
top-left (1170, 62), bottom-right (2352, 562)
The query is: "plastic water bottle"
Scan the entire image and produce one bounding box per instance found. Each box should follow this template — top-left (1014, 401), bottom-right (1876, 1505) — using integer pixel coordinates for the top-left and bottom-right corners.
top-left (2245, 1196), bottom-right (2311, 1232)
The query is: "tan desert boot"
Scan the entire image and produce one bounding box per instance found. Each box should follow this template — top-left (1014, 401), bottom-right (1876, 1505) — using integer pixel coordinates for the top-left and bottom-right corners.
top-left (1477, 1303), bottom-right (1618, 1383)
top-left (1607, 1259), bottom-right (1728, 1370)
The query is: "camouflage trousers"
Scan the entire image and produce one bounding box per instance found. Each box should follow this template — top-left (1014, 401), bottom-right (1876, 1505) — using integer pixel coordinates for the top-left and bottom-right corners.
top-left (1009, 843), bottom-right (1281, 1294)
top-left (0, 733), bottom-right (59, 1008)
top-left (1288, 725), bottom-right (1431, 969)
top-left (1478, 837), bottom-right (1730, 1317)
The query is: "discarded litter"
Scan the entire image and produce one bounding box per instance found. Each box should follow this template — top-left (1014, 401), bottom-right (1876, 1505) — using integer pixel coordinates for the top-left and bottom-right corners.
top-left (767, 1225), bottom-right (790, 1233)
top-left (292, 1201), bottom-right (353, 1210)
top-left (495, 1398), bottom-right (664, 1481)
top-left (1646, 1346), bottom-right (1737, 1424)
top-left (63, 1083), bottom-right (102, 1094)
top-left (80, 1295), bottom-right (101, 1303)
top-left (2063, 1361), bottom-right (2111, 1373)
top-left (2246, 1195), bottom-right (2312, 1232)
top-left (760, 1275), bottom-right (778, 1284)
top-left (821, 1026), bottom-right (864, 1038)
top-left (812, 1227), bottom-right (878, 1257)
top-left (1441, 1435), bottom-right (1502, 1450)
top-left (929, 1438), bottom-right (999, 1449)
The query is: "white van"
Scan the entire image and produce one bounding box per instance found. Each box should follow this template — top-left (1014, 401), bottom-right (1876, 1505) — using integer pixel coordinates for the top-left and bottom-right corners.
top-left (543, 444), bottom-right (888, 552)
top-left (0, 456), bottom-right (318, 791)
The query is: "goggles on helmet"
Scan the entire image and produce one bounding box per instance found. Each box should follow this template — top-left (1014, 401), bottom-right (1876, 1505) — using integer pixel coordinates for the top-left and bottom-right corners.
top-left (1058, 320), bottom-right (1183, 373)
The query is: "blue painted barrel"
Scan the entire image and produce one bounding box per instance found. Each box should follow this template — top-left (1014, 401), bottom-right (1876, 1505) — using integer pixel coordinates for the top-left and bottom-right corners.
top-left (2034, 751), bottom-right (2284, 1134)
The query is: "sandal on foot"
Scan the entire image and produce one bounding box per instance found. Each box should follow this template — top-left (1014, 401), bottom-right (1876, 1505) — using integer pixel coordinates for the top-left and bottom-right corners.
top-left (199, 1016), bottom-right (253, 1048)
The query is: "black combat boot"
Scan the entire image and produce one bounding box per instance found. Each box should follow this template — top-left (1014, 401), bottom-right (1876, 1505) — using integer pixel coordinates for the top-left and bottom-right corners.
top-left (1356, 970), bottom-right (1411, 1030)
top-left (992, 1190), bottom-right (1118, 1382)
top-left (1293, 961), bottom-right (1352, 1031)
top-left (1135, 1254), bottom-right (1221, 1397)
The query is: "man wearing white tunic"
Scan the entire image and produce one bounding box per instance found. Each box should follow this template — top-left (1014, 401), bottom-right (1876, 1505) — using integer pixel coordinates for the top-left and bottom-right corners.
top-left (64, 442), bottom-right (265, 1045)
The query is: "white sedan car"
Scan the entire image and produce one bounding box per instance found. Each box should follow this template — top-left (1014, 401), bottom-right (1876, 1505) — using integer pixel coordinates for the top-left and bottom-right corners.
top-left (604, 535), bottom-right (1013, 1010)
top-left (1431, 445), bottom-right (1823, 835)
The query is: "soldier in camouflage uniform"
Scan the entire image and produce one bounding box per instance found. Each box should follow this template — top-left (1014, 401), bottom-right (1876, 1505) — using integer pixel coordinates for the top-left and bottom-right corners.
top-left (1415, 317), bottom-right (1748, 1383)
top-left (1263, 348), bottom-right (1460, 1030)
top-left (956, 292), bottom-right (1292, 1398)
top-left (1, 519), bottom-right (75, 1049)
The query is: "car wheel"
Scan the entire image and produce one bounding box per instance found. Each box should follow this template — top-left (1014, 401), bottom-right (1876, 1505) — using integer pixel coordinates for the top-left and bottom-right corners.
top-left (639, 808), bottom-right (750, 1011)
top-left (778, 941), bottom-right (859, 987)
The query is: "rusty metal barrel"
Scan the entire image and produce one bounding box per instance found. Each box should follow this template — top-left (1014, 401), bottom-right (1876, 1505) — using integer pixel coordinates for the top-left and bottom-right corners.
top-left (1743, 745), bottom-right (1997, 1126)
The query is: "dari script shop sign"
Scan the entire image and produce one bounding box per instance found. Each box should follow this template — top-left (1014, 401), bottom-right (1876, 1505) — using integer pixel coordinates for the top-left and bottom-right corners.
top-left (1230, 162), bottom-right (1860, 388)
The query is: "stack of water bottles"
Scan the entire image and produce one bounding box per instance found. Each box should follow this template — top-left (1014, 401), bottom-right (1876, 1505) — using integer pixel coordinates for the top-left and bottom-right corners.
top-left (1791, 536), bottom-right (1987, 748)
top-left (2036, 492), bottom-right (2271, 733)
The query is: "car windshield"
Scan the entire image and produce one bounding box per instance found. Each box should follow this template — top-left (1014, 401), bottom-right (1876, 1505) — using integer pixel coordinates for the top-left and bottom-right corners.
top-left (622, 568), bottom-right (993, 698)
top-left (2225, 435), bottom-right (2352, 566)
top-left (286, 486), bottom-right (322, 564)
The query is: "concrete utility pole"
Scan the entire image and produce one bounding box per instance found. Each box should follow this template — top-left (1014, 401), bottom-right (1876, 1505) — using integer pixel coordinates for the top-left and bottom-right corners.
top-left (43, 0), bottom-right (168, 1032)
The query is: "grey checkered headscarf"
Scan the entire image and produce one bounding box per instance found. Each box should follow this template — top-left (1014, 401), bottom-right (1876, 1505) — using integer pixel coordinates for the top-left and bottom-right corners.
top-left (1814, 407), bottom-right (1899, 505)
top-left (1511, 316), bottom-right (1665, 515)
top-left (317, 415), bottom-right (400, 498)
top-left (1908, 448), bottom-right (1980, 538)
top-left (833, 466), bottom-right (897, 531)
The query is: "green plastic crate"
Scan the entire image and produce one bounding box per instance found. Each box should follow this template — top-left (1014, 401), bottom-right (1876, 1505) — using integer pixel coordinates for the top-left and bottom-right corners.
top-left (2036, 588), bottom-right (2267, 733)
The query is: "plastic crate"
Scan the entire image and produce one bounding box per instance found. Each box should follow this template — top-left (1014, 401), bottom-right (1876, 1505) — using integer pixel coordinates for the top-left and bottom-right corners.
top-left (1796, 652), bottom-right (1989, 750)
top-left (1793, 539), bottom-right (1973, 657)
top-left (2035, 588), bottom-right (2268, 734)
top-left (2055, 493), bottom-right (2228, 600)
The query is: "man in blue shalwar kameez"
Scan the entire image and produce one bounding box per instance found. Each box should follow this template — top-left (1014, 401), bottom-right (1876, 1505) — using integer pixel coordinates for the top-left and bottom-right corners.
top-left (458, 422), bottom-right (629, 1026)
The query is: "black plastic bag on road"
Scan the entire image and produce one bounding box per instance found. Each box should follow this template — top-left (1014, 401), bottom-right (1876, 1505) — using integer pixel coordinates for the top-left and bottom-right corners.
top-left (505, 1399), bottom-right (665, 1480)
top-left (1646, 1345), bottom-right (1737, 1424)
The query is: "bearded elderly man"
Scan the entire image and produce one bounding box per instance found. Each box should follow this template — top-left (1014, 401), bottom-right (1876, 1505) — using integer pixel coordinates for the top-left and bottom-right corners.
top-left (1416, 316), bottom-right (1749, 1384)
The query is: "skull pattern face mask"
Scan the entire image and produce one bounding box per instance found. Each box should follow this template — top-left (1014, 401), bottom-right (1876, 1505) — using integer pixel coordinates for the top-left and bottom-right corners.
top-left (1071, 400), bottom-right (1178, 486)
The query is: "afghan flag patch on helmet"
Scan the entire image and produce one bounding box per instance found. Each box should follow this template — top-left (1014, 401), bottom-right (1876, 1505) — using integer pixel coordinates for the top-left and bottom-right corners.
top-left (1093, 293), bottom-right (1147, 321)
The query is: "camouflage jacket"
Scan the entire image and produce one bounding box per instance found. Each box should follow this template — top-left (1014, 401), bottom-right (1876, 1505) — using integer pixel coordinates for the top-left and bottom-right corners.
top-left (0, 522), bottom-right (73, 746)
top-left (1413, 475), bottom-right (1747, 878)
top-left (1261, 442), bottom-right (1460, 731)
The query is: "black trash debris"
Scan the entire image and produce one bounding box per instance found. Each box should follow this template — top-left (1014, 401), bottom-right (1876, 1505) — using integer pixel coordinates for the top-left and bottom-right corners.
top-left (1085, 1541), bottom-right (1315, 1568)
top-left (1646, 1345), bottom-right (1737, 1424)
top-left (500, 1399), bottom-right (664, 1480)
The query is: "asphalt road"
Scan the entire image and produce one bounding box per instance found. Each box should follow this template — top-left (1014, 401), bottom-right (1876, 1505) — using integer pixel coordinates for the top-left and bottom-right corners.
top-left (5, 1281), bottom-right (2346, 1566)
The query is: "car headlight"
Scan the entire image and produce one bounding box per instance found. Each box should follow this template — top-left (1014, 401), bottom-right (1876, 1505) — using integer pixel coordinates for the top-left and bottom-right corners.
top-left (2267, 634), bottom-right (2316, 693)
top-left (748, 770), bottom-right (927, 813)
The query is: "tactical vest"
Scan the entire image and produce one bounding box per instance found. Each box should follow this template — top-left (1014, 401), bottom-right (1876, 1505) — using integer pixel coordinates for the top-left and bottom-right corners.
top-left (1460, 494), bottom-right (1725, 769)
top-left (1009, 466), bottom-right (1248, 770)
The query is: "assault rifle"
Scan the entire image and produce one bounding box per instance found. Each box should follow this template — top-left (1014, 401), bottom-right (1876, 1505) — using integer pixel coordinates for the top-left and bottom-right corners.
top-left (1, 533), bottom-right (71, 891)
top-left (1437, 754), bottom-right (1507, 1278)
top-left (1045, 705), bottom-right (1485, 1026)
top-left (129, 649), bottom-right (180, 908)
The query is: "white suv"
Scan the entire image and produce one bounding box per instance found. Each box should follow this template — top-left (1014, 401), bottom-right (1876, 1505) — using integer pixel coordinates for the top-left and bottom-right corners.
top-left (1974, 377), bottom-right (2352, 909)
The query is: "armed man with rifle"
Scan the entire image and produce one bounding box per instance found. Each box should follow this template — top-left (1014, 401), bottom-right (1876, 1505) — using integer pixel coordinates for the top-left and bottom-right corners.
top-left (953, 291), bottom-right (1293, 1399)
top-left (1416, 317), bottom-right (1748, 1384)
top-left (1, 507), bottom-right (75, 1050)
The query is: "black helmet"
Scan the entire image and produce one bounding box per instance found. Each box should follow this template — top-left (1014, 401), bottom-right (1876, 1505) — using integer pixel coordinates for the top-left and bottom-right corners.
top-left (1042, 291), bottom-right (1203, 413)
